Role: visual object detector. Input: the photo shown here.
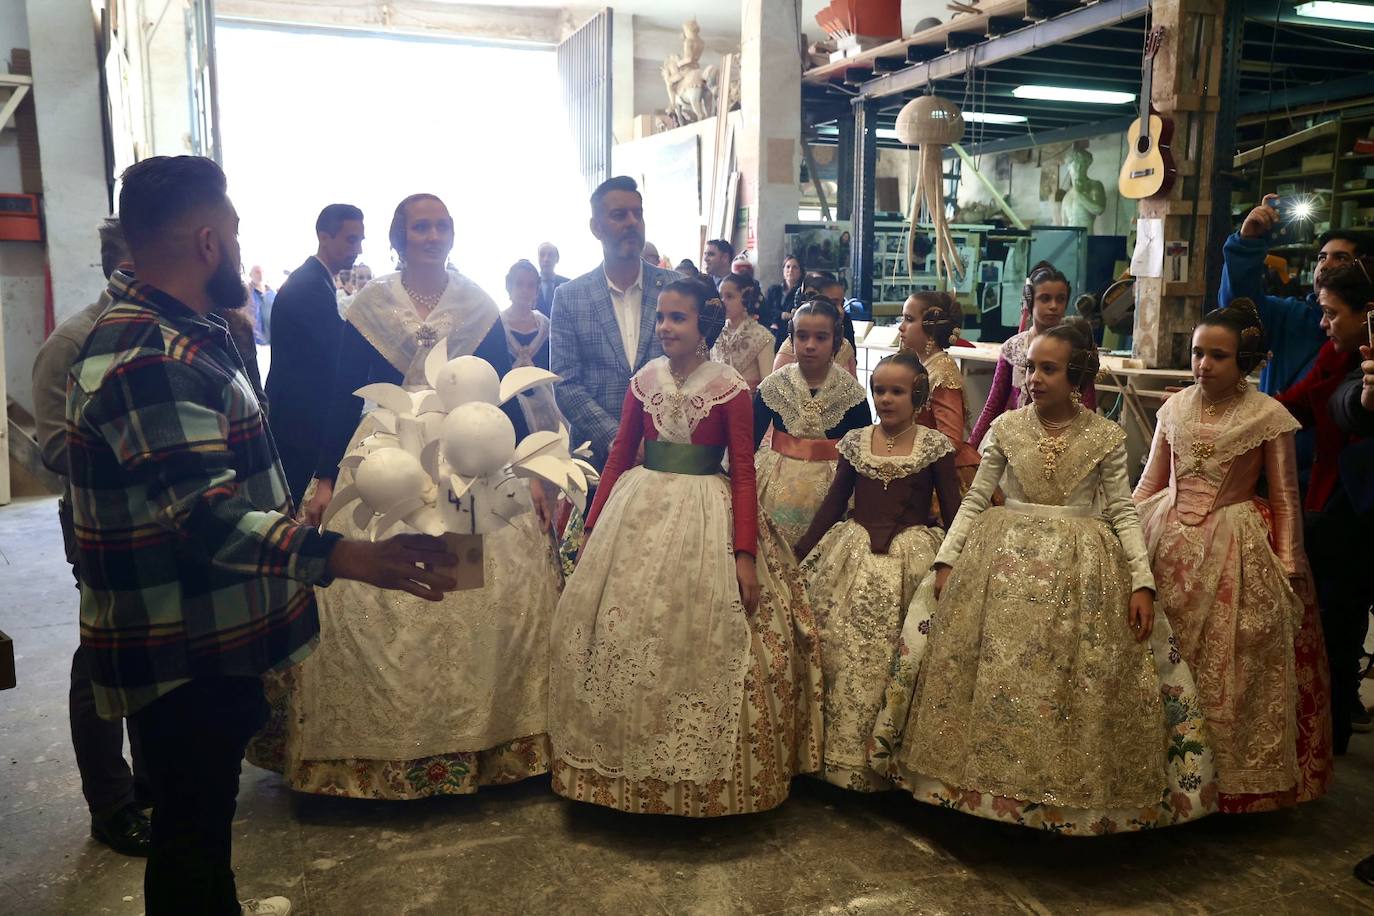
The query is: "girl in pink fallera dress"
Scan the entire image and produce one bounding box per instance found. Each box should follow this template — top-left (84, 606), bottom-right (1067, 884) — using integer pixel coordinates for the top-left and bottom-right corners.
top-left (1134, 299), bottom-right (1332, 812)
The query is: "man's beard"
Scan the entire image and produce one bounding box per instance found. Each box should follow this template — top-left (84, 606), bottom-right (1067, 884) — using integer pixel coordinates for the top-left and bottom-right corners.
top-left (207, 254), bottom-right (248, 313)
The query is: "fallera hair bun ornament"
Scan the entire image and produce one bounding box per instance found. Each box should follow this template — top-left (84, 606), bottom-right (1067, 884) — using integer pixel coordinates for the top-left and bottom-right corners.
top-left (698, 296), bottom-right (728, 348)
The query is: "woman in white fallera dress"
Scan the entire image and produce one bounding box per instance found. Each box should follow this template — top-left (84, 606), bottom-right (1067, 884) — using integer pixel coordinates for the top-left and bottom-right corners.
top-left (249, 194), bottom-right (559, 799)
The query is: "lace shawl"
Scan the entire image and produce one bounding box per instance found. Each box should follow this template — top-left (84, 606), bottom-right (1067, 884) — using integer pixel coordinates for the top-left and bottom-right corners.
top-left (1001, 330), bottom-right (1032, 395)
top-left (346, 270), bottom-right (500, 386)
top-left (924, 349), bottom-right (963, 392)
top-left (631, 357), bottom-right (747, 443)
top-left (1157, 386), bottom-right (1300, 484)
top-left (500, 310), bottom-right (551, 369)
top-left (758, 363), bottom-right (867, 438)
top-left (711, 319), bottom-right (773, 375)
top-left (838, 425), bottom-right (953, 486)
top-left (994, 406), bottom-right (1125, 505)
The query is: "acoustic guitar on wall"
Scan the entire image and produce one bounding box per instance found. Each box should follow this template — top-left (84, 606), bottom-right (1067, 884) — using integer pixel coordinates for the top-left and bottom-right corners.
top-left (1118, 26), bottom-right (1176, 201)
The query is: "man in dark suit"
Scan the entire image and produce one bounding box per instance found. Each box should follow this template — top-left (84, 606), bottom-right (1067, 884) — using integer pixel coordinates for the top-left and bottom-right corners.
top-left (536, 241), bottom-right (569, 318)
top-left (265, 203), bottom-right (364, 507)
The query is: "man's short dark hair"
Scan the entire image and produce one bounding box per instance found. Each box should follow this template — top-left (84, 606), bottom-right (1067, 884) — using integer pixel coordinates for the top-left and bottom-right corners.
top-left (706, 238), bottom-right (734, 259)
top-left (98, 217), bottom-right (129, 279)
top-left (590, 176), bottom-right (640, 214)
top-left (1317, 229), bottom-right (1372, 259)
top-left (117, 155), bottom-right (228, 251)
top-left (316, 203), bottom-right (363, 236)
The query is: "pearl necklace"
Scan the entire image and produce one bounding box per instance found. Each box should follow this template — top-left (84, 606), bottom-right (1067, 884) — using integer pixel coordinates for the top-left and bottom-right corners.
top-left (1034, 406), bottom-right (1078, 431)
top-left (402, 278), bottom-right (447, 311)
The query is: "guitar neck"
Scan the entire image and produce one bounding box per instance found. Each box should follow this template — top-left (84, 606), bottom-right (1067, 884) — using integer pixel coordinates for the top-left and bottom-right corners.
top-left (1137, 59), bottom-right (1153, 140)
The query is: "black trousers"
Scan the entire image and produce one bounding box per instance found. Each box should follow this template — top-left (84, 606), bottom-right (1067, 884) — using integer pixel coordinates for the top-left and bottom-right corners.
top-left (70, 645), bottom-right (146, 815)
top-left (1307, 493), bottom-right (1373, 754)
top-left (130, 677), bottom-right (269, 916)
top-left (63, 499), bottom-right (149, 816)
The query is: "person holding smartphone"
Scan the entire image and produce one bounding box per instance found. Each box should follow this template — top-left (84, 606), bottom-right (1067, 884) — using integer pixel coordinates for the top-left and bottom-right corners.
top-left (1275, 259), bottom-right (1374, 753)
top-left (1222, 194), bottom-right (1371, 394)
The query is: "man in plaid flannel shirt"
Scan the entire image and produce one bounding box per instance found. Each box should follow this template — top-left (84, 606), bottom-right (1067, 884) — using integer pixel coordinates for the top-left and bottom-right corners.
top-left (66, 156), bottom-right (457, 916)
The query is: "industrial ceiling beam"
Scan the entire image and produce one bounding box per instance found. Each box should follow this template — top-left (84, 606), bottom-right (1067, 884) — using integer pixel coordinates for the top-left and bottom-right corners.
top-left (852, 0), bottom-right (1150, 101)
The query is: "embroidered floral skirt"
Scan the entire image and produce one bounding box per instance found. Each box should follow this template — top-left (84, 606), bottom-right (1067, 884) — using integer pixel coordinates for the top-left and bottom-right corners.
top-left (1138, 493), bottom-right (1332, 810)
top-left (245, 444), bottom-right (561, 800)
top-left (799, 521), bottom-right (943, 792)
top-left (248, 688), bottom-right (550, 800)
top-left (549, 466), bottom-right (822, 817)
top-left (755, 450), bottom-right (839, 551)
top-left (870, 508), bottom-right (1217, 834)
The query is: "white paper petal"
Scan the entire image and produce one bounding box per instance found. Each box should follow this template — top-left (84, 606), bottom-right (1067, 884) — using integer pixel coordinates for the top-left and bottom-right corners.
top-left (319, 485), bottom-right (359, 529)
top-left (352, 501), bottom-right (377, 532)
top-left (498, 367), bottom-right (560, 405)
top-left (354, 383), bottom-right (414, 416)
top-left (424, 341), bottom-right (449, 389)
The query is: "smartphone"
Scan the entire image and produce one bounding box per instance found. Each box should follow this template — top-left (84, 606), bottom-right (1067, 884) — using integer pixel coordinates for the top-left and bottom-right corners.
top-left (1367, 307), bottom-right (1373, 348)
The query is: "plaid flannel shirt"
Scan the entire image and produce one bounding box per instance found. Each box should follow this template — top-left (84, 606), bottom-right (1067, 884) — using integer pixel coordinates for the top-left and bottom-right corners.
top-left (67, 273), bottom-right (339, 718)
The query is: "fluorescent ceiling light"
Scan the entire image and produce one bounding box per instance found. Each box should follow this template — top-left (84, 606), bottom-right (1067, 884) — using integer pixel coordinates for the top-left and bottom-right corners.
top-left (1012, 85), bottom-right (1135, 104)
top-left (876, 112), bottom-right (1027, 140)
top-left (1294, 1), bottom-right (1374, 23)
top-left (963, 111), bottom-right (1028, 124)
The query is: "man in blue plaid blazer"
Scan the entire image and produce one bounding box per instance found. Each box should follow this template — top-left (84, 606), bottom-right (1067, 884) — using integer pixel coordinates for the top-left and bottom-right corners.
top-left (551, 176), bottom-right (682, 469)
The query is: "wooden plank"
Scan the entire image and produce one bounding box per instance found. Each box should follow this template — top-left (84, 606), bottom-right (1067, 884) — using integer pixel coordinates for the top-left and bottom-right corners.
top-left (803, 0), bottom-right (1032, 84)
top-left (1233, 120), bottom-right (1338, 168)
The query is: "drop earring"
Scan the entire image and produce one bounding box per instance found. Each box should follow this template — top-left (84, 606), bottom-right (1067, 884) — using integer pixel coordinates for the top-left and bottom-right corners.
top-left (1236, 377), bottom-right (1249, 394)
top-left (696, 339), bottom-right (709, 358)
top-left (1071, 389), bottom-right (1083, 407)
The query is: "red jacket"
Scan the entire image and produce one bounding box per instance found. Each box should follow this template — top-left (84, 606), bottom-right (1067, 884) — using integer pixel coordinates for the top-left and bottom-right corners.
top-left (1276, 340), bottom-right (1362, 512)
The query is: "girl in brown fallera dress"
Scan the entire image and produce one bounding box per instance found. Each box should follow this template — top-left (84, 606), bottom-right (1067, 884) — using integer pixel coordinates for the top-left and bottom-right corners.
top-left (794, 352), bottom-right (960, 791)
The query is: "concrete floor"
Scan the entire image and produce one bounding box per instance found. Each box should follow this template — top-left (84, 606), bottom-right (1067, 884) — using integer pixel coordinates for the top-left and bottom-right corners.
top-left (4, 494), bottom-right (1374, 916)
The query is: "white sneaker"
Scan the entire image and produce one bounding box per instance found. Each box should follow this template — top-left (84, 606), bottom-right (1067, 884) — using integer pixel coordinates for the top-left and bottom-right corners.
top-left (241, 898), bottom-right (292, 916)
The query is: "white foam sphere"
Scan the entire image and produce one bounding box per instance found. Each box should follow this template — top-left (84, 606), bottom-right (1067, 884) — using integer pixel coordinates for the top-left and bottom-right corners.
top-left (435, 356), bottom-right (500, 411)
top-left (354, 449), bottom-right (429, 511)
top-left (442, 402), bottom-right (516, 477)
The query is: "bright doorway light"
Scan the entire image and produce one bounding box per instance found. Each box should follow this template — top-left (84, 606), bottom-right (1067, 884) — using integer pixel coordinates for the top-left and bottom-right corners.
top-left (1011, 85), bottom-right (1135, 104)
top-left (1294, 1), bottom-right (1374, 22)
top-left (215, 23), bottom-right (599, 300)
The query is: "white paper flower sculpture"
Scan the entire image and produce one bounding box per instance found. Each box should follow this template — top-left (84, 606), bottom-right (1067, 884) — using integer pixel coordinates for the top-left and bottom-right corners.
top-left (321, 346), bottom-right (599, 540)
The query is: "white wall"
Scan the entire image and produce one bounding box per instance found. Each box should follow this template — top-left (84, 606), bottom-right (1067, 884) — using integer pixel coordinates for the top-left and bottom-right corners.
top-left (1, 0), bottom-right (44, 416)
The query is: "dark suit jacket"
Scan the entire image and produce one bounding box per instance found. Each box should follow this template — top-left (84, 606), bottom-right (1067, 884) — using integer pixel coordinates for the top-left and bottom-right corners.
top-left (535, 273), bottom-right (569, 318)
top-left (1332, 369), bottom-right (1374, 516)
top-left (264, 256), bottom-right (342, 507)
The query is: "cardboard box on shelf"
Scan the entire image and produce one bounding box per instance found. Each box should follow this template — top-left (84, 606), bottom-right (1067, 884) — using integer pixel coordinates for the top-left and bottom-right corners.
top-left (1303, 153), bottom-right (1335, 173)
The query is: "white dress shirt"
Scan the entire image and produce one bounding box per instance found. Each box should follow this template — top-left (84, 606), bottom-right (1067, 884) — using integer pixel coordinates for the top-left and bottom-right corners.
top-left (605, 263), bottom-right (645, 365)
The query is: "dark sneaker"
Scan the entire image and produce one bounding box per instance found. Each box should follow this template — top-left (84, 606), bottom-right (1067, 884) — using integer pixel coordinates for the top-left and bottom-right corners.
top-left (1356, 854), bottom-right (1374, 887)
top-left (90, 803), bottom-right (151, 857)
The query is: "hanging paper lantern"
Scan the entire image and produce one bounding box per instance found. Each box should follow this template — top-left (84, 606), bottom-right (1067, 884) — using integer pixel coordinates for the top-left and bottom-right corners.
top-left (894, 94), bottom-right (966, 287)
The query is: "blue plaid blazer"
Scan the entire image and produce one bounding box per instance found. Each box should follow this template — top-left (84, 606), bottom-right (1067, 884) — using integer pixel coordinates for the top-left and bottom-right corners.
top-left (550, 263), bottom-right (678, 469)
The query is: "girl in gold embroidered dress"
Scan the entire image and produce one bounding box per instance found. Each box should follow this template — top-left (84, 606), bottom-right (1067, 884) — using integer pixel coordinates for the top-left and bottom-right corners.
top-left (871, 320), bottom-right (1217, 834)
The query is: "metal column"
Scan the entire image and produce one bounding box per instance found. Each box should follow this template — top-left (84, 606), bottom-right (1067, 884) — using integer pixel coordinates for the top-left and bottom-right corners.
top-left (836, 112), bottom-right (855, 224)
top-left (1206, 0), bottom-right (1246, 302)
top-left (849, 98), bottom-right (878, 307)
